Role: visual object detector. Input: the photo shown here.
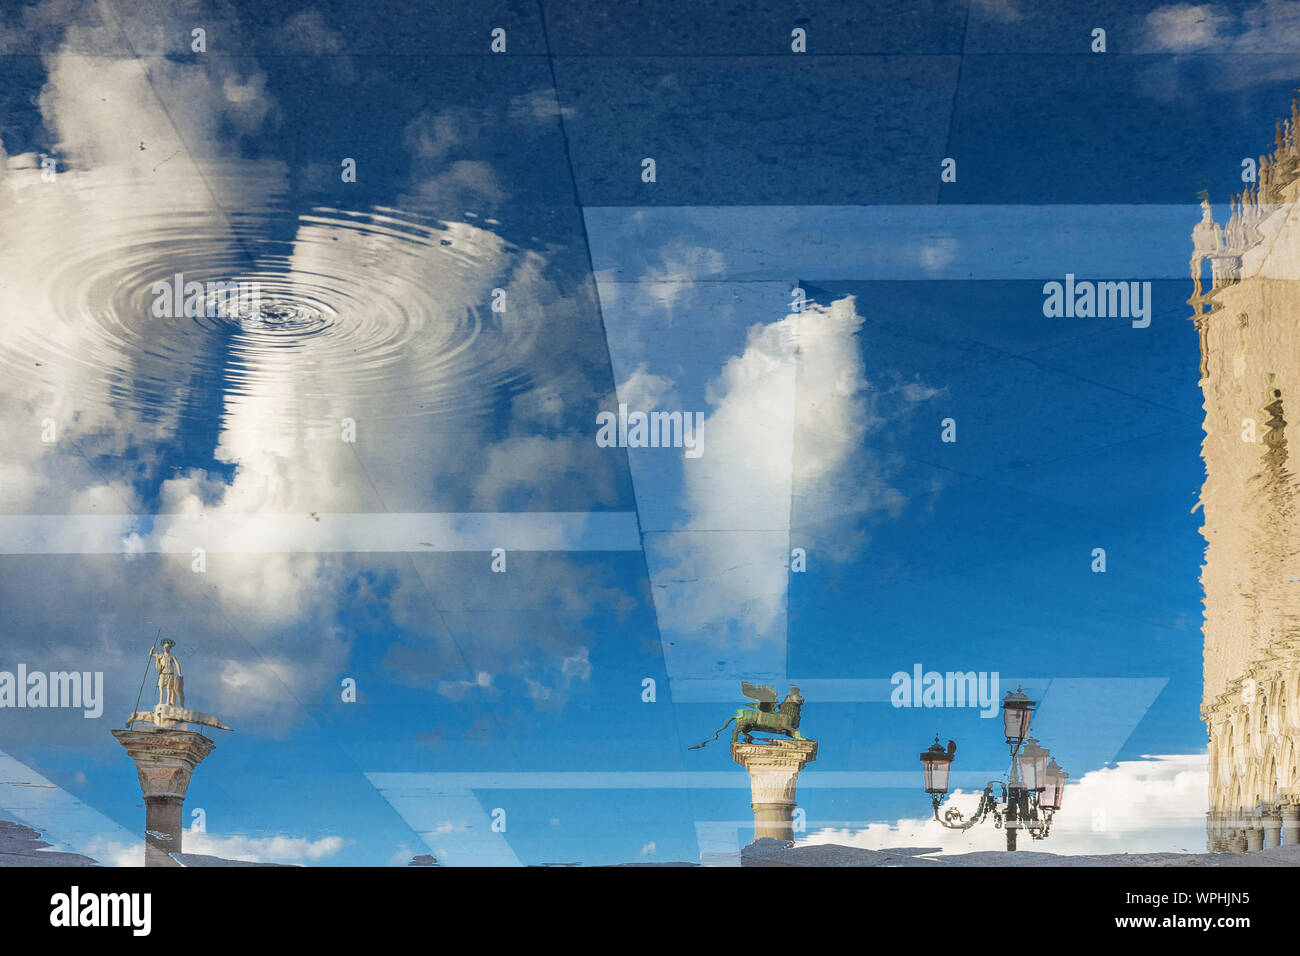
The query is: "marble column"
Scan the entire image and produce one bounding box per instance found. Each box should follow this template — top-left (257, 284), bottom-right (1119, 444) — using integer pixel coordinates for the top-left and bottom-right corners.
top-left (113, 729), bottom-right (215, 867)
top-left (1245, 825), bottom-right (1264, 852)
top-left (1261, 811), bottom-right (1282, 849)
top-left (1206, 812), bottom-right (1228, 852)
top-left (730, 738), bottom-right (818, 842)
top-left (1282, 804), bottom-right (1300, 845)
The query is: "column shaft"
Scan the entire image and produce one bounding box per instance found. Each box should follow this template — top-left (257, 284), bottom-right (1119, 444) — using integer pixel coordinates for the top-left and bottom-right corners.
top-left (113, 729), bottom-right (214, 867)
top-left (144, 795), bottom-right (184, 867)
top-left (1282, 806), bottom-right (1300, 845)
top-left (1246, 827), bottom-right (1264, 852)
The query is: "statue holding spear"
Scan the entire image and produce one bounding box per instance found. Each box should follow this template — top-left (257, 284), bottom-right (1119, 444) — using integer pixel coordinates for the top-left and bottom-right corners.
top-left (152, 638), bottom-right (185, 709)
top-left (125, 631), bottom-right (229, 733)
top-left (132, 628), bottom-right (161, 717)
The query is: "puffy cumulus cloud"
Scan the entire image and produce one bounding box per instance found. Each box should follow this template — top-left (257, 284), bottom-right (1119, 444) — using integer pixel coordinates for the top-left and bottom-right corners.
top-left (0, 6), bottom-right (285, 505)
top-left (0, 161), bottom-right (285, 505)
top-left (39, 50), bottom-right (275, 170)
top-left (83, 839), bottom-right (145, 868)
top-left (87, 830), bottom-right (345, 866)
top-left (1041, 754), bottom-right (1208, 855)
top-left (0, 56), bottom-right (324, 731)
top-left (0, 548), bottom-right (361, 740)
top-left (470, 435), bottom-right (622, 511)
top-left (802, 754), bottom-right (1210, 857)
top-left (187, 831), bottom-right (346, 863)
top-left (649, 295), bottom-right (915, 659)
top-left (617, 364), bottom-right (679, 413)
top-left (0, 3), bottom-right (627, 742)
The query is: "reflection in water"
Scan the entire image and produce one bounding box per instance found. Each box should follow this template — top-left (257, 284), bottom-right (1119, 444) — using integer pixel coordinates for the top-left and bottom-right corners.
top-left (1190, 96), bottom-right (1300, 851)
top-left (0, 162), bottom-right (524, 436)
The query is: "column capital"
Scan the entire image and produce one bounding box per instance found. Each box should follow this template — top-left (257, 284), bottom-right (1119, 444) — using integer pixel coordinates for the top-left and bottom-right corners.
top-left (731, 737), bottom-right (818, 768)
top-left (112, 729), bottom-right (214, 799)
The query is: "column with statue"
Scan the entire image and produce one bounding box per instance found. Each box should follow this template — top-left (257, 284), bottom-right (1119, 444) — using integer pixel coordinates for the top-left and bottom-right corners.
top-left (692, 682), bottom-right (818, 843)
top-left (112, 634), bottom-right (232, 866)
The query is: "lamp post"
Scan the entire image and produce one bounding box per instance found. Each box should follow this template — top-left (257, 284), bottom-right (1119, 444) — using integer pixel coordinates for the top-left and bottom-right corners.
top-left (918, 688), bottom-right (1068, 852)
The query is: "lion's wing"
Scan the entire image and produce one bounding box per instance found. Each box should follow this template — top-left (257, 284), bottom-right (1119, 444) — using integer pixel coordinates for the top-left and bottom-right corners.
top-left (741, 681), bottom-right (778, 703)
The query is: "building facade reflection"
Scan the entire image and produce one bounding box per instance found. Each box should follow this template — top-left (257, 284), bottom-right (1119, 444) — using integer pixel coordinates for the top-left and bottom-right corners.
top-left (1190, 95), bottom-right (1300, 852)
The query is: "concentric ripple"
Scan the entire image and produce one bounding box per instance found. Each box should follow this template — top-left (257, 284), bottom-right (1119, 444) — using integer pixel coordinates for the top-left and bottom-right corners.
top-left (0, 164), bottom-right (525, 430)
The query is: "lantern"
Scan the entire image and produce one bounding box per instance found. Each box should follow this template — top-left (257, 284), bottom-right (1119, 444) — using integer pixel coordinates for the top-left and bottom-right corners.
top-left (920, 736), bottom-right (955, 794)
top-left (1017, 737), bottom-right (1049, 791)
top-left (1001, 687), bottom-right (1035, 744)
top-left (1040, 756), bottom-right (1069, 811)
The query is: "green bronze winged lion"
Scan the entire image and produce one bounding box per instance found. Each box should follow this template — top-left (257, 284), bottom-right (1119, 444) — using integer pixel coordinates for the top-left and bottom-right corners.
top-left (690, 682), bottom-right (805, 749)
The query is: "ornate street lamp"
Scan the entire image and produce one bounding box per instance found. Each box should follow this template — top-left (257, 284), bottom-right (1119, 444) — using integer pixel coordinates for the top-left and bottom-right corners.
top-left (918, 689), bottom-right (1067, 851)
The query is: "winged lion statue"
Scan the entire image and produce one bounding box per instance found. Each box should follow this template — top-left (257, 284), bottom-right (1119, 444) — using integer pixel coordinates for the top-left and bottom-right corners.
top-left (689, 682), bottom-right (805, 749)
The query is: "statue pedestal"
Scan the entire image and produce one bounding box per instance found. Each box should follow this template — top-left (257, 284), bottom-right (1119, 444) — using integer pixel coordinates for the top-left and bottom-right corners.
top-left (112, 729), bottom-right (215, 867)
top-left (731, 738), bottom-right (818, 842)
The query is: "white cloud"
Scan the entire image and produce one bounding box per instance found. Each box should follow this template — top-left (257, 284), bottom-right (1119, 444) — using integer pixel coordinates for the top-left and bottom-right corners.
top-left (39, 52), bottom-right (275, 168)
top-left (1145, 4), bottom-right (1233, 51)
top-left (0, 4), bottom-right (640, 737)
top-left (648, 295), bottom-right (905, 655)
top-left (900, 382), bottom-right (941, 402)
top-left (86, 830), bottom-right (345, 866)
top-left (918, 239), bottom-right (957, 273)
top-left (470, 435), bottom-right (621, 512)
top-left (387, 846), bottom-right (415, 866)
top-left (184, 831), bottom-right (345, 863)
top-left (509, 88), bottom-right (576, 123)
top-left (802, 754), bottom-right (1210, 857)
top-left (616, 364), bottom-right (678, 412)
top-left (641, 243), bottom-right (726, 311)
top-left (1144, 1), bottom-right (1300, 52)
top-left (437, 671), bottom-right (495, 701)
